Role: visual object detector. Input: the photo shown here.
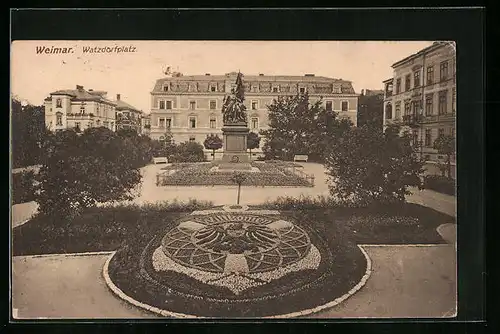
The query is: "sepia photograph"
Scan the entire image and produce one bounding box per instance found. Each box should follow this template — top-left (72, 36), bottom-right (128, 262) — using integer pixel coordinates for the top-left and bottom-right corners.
top-left (10, 39), bottom-right (457, 319)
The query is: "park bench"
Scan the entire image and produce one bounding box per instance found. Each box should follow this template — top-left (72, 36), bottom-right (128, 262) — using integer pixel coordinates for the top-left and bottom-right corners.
top-left (153, 157), bottom-right (168, 164)
top-left (293, 154), bottom-right (308, 162)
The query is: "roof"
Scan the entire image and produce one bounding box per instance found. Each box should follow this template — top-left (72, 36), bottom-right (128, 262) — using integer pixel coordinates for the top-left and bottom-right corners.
top-left (114, 99), bottom-right (140, 112)
top-left (49, 87), bottom-right (117, 105)
top-left (152, 73), bottom-right (356, 94)
top-left (391, 42), bottom-right (454, 68)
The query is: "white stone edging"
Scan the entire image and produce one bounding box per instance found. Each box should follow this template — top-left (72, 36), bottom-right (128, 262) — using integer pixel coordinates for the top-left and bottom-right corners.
top-left (17, 251), bottom-right (115, 259)
top-left (102, 245), bottom-right (373, 319)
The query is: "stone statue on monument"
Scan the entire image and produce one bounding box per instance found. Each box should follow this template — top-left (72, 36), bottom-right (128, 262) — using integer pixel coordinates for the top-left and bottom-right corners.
top-left (222, 72), bottom-right (247, 125)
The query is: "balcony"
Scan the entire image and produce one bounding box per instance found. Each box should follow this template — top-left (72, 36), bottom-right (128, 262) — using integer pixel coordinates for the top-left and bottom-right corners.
top-left (402, 114), bottom-right (422, 127)
top-left (66, 113), bottom-right (95, 119)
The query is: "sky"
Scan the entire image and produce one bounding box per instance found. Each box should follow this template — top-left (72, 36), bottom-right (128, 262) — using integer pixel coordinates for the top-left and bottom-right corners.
top-left (11, 40), bottom-right (434, 112)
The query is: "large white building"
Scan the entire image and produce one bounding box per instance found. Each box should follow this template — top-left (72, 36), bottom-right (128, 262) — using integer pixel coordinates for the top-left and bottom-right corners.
top-left (148, 72), bottom-right (359, 156)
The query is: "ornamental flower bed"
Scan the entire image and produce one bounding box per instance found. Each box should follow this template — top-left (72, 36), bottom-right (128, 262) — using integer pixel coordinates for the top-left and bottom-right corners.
top-left (158, 163), bottom-right (313, 187)
top-left (106, 208), bottom-right (368, 317)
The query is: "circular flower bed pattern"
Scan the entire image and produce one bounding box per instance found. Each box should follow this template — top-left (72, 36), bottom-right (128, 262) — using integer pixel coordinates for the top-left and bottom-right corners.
top-left (105, 206), bottom-right (370, 318)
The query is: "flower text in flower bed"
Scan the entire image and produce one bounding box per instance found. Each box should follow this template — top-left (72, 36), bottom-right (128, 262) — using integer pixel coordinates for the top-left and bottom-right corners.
top-left (106, 206), bottom-right (367, 317)
top-left (157, 162), bottom-right (313, 187)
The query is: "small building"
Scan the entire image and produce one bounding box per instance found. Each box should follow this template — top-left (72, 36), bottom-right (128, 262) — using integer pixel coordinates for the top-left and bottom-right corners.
top-left (114, 94), bottom-right (143, 133)
top-left (44, 85), bottom-right (117, 132)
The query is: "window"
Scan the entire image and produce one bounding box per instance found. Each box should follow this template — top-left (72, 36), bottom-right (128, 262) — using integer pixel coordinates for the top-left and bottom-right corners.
top-left (210, 117), bottom-right (216, 129)
top-left (425, 129), bottom-right (432, 147)
top-left (413, 100), bottom-right (422, 116)
top-left (56, 112), bottom-right (62, 126)
top-left (341, 101), bottom-right (349, 112)
top-left (251, 85), bottom-right (258, 93)
top-left (209, 100), bottom-right (217, 110)
top-left (405, 74), bottom-right (411, 91)
top-left (413, 130), bottom-right (419, 146)
top-left (251, 117), bottom-right (259, 130)
top-left (163, 84), bottom-right (170, 92)
top-left (440, 61), bottom-right (449, 81)
top-left (395, 102), bottom-right (401, 119)
top-left (75, 122), bottom-right (80, 130)
top-left (451, 128), bottom-right (455, 138)
top-left (452, 88), bottom-right (456, 112)
top-left (427, 66), bottom-right (434, 84)
top-left (414, 71), bottom-right (421, 87)
top-left (166, 100), bottom-right (172, 110)
top-left (272, 86), bottom-right (280, 93)
top-left (166, 118), bottom-right (172, 128)
top-left (385, 103), bottom-right (392, 119)
top-left (325, 101), bottom-right (332, 112)
top-left (404, 101), bottom-right (411, 116)
top-left (159, 118), bottom-right (165, 128)
top-left (189, 117), bottom-right (196, 128)
top-left (159, 100), bottom-right (165, 109)
top-left (251, 100), bottom-right (258, 110)
top-left (425, 95), bottom-right (433, 116)
top-left (189, 101), bottom-right (196, 110)
top-left (189, 136), bottom-right (196, 142)
top-left (299, 87), bottom-right (306, 94)
top-left (395, 78), bottom-right (401, 94)
top-left (438, 128), bottom-right (445, 138)
top-left (438, 91), bottom-right (448, 115)
top-left (80, 103), bottom-right (86, 114)
top-left (210, 84), bottom-right (217, 92)
top-left (56, 98), bottom-right (62, 108)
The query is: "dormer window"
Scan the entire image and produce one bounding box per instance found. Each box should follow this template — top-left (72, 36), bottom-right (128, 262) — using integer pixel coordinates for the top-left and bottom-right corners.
top-left (251, 85), bottom-right (258, 93)
top-left (272, 85), bottom-right (280, 93)
top-left (163, 84), bottom-right (170, 92)
top-left (299, 87), bottom-right (306, 94)
top-left (210, 84), bottom-right (217, 92)
top-left (80, 102), bottom-right (86, 114)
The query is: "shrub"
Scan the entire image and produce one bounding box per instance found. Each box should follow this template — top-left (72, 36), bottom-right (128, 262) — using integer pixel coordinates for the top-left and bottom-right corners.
top-left (325, 124), bottom-right (424, 207)
top-left (169, 141), bottom-right (206, 163)
top-left (34, 128), bottom-right (142, 222)
top-left (423, 175), bottom-right (456, 196)
top-left (11, 170), bottom-right (36, 204)
top-left (259, 195), bottom-right (337, 210)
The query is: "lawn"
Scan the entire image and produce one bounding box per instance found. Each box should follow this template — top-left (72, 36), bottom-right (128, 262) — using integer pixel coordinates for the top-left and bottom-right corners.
top-left (157, 161), bottom-right (314, 187)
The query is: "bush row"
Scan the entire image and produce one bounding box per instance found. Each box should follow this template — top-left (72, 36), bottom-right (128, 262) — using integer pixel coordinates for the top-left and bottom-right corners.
top-left (423, 175), bottom-right (456, 196)
top-left (11, 171), bottom-right (36, 204)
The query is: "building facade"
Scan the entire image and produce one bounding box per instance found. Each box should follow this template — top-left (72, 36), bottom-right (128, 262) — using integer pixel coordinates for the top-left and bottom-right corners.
top-left (44, 85), bottom-right (117, 132)
top-left (149, 72), bottom-right (358, 156)
top-left (383, 42), bottom-right (456, 163)
top-left (357, 89), bottom-right (384, 131)
top-left (114, 94), bottom-right (143, 133)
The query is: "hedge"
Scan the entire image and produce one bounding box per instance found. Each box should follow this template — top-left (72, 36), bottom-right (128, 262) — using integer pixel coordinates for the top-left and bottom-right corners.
top-left (423, 175), bottom-right (456, 196)
top-left (11, 171), bottom-right (37, 204)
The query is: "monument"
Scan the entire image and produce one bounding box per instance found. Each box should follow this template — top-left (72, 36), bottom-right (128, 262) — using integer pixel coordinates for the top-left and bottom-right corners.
top-left (219, 72), bottom-right (252, 170)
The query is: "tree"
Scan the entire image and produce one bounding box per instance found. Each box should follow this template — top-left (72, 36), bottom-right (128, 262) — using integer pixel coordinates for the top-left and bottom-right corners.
top-left (34, 127), bottom-right (142, 221)
top-left (203, 134), bottom-right (223, 160)
top-left (247, 132), bottom-right (261, 158)
top-left (230, 172), bottom-right (247, 204)
top-left (11, 98), bottom-right (49, 168)
top-left (433, 134), bottom-right (455, 179)
top-left (170, 141), bottom-right (206, 162)
top-left (261, 93), bottom-right (349, 162)
top-left (324, 124), bottom-right (424, 207)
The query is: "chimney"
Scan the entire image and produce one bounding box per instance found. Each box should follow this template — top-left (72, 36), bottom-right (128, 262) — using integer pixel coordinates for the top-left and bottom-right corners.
top-left (305, 74), bottom-right (315, 77)
top-left (361, 89), bottom-right (365, 95)
top-left (88, 89), bottom-right (93, 92)
top-left (76, 85), bottom-right (84, 90)
top-left (259, 73), bottom-right (264, 76)
top-left (205, 73), bottom-right (210, 76)
top-left (116, 94), bottom-right (121, 101)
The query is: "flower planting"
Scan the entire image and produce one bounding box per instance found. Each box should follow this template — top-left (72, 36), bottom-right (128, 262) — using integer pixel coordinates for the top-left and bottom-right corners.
top-left (158, 162), bottom-right (313, 187)
top-left (106, 206), bottom-right (368, 317)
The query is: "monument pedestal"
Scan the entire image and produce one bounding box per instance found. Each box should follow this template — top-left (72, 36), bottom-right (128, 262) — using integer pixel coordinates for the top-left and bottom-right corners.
top-left (219, 124), bottom-right (252, 171)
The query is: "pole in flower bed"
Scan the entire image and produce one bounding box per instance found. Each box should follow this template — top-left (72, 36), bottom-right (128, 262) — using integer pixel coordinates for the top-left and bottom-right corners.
top-left (230, 172), bottom-right (247, 204)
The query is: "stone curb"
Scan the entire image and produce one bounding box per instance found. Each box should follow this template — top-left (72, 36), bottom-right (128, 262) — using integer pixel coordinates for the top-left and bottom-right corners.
top-left (101, 245), bottom-right (373, 319)
top-left (15, 251), bottom-right (115, 259)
